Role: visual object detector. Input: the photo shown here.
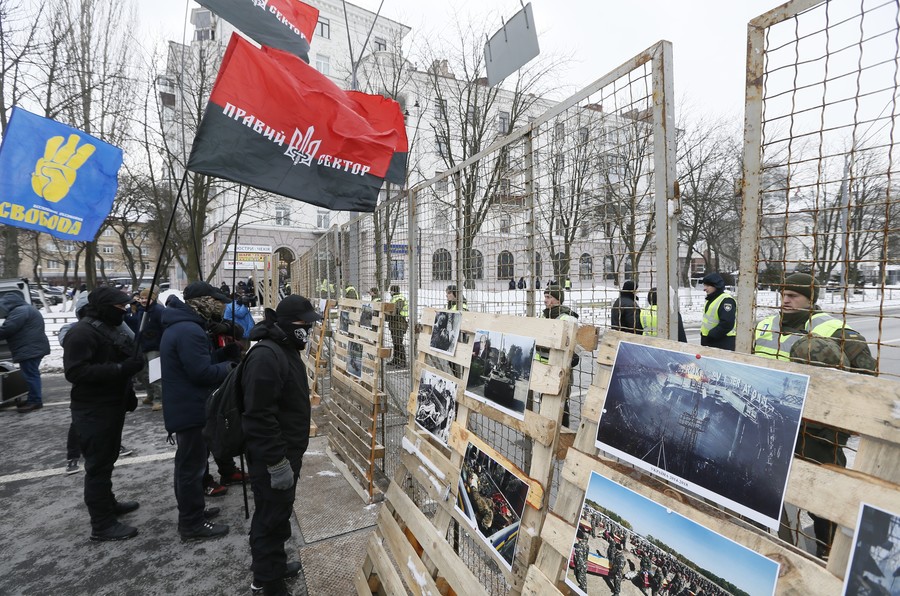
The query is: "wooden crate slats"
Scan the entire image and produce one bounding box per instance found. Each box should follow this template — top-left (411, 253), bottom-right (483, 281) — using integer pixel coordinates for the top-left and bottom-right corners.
top-left (332, 369), bottom-right (383, 409)
top-left (377, 506), bottom-right (445, 596)
top-left (325, 395), bottom-right (386, 461)
top-left (301, 299), bottom-right (334, 399)
top-left (520, 564), bottom-right (561, 596)
top-left (356, 533), bottom-right (408, 596)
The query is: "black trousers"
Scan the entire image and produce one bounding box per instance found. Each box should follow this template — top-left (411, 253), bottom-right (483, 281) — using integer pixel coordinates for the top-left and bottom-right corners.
top-left (249, 461), bottom-right (300, 583)
top-left (70, 405), bottom-right (125, 532)
top-left (67, 421), bottom-right (81, 460)
top-left (174, 427), bottom-right (207, 530)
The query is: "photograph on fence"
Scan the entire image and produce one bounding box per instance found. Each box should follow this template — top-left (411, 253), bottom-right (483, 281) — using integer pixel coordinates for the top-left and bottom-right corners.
top-left (842, 502), bottom-right (900, 596)
top-left (429, 311), bottom-right (461, 356)
top-left (413, 369), bottom-right (458, 445)
top-left (455, 442), bottom-right (529, 570)
top-left (347, 341), bottom-right (363, 379)
top-left (339, 310), bottom-right (350, 333)
top-left (565, 470), bottom-right (779, 596)
top-left (359, 304), bottom-right (374, 328)
top-left (595, 341), bottom-right (809, 529)
top-left (317, 298), bottom-right (326, 314)
top-left (464, 329), bottom-right (535, 420)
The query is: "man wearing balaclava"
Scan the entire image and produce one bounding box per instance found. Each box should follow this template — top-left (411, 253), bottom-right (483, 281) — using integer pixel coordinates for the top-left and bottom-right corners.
top-left (63, 286), bottom-right (145, 541)
top-left (241, 295), bottom-right (322, 596)
top-left (160, 282), bottom-right (235, 541)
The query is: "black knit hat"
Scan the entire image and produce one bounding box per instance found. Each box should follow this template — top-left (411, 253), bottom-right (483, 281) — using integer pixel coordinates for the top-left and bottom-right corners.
top-left (88, 286), bottom-right (131, 307)
top-left (183, 281), bottom-right (228, 302)
top-left (783, 272), bottom-right (818, 303)
top-left (544, 284), bottom-right (564, 303)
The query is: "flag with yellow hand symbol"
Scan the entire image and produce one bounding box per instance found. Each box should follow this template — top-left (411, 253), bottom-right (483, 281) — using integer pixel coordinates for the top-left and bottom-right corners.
top-left (0, 107), bottom-right (123, 240)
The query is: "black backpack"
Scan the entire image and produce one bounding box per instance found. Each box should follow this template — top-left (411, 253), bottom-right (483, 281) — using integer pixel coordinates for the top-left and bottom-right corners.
top-left (203, 339), bottom-right (285, 460)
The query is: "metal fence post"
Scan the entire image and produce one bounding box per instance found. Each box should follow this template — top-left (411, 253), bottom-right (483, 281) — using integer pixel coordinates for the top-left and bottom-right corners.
top-left (525, 127), bottom-right (537, 318)
top-left (408, 188), bottom-right (419, 389)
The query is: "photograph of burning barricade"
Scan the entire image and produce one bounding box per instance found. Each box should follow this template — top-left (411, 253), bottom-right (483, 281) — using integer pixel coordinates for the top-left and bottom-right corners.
top-left (464, 329), bottom-right (535, 420)
top-left (429, 310), bottom-right (462, 356)
top-left (413, 369), bottom-right (458, 445)
top-left (595, 341), bottom-right (809, 529)
top-left (565, 471), bottom-right (779, 596)
top-left (455, 442), bottom-right (530, 570)
top-left (842, 503), bottom-right (900, 596)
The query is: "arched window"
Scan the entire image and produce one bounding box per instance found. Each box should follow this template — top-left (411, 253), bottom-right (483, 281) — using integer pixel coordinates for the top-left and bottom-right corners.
top-left (579, 253), bottom-right (593, 280)
top-left (432, 249), bottom-right (452, 281)
top-left (497, 251), bottom-right (514, 280)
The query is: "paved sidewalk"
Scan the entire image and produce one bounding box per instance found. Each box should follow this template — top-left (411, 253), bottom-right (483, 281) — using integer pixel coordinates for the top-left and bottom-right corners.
top-left (0, 374), bottom-right (378, 596)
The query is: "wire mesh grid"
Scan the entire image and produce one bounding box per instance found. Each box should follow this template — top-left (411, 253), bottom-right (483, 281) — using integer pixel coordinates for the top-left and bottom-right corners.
top-left (740, 0), bottom-right (900, 559)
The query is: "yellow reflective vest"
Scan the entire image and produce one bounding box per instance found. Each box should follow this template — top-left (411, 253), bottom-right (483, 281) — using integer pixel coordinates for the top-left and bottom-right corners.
top-left (700, 292), bottom-right (736, 337)
top-left (391, 293), bottom-right (408, 317)
top-left (753, 312), bottom-right (847, 360)
top-left (640, 305), bottom-right (658, 337)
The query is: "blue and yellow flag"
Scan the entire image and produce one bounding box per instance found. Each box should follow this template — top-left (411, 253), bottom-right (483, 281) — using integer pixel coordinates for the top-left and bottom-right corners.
top-left (0, 107), bottom-right (123, 241)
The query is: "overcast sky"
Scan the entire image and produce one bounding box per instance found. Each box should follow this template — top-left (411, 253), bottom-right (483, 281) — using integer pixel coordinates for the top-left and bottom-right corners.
top-left (138, 0), bottom-right (779, 121)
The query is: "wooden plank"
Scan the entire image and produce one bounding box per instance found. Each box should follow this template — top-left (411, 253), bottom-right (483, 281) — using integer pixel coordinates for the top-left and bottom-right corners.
top-left (329, 420), bottom-right (373, 487)
top-left (424, 308), bottom-right (575, 352)
top-left (386, 482), bottom-right (490, 596)
top-left (455, 392), bottom-right (558, 447)
top-left (326, 403), bottom-right (385, 461)
top-left (554, 428), bottom-right (576, 460)
top-left (400, 428), bottom-right (457, 494)
top-left (333, 370), bottom-right (382, 408)
top-left (378, 507), bottom-right (442, 596)
top-left (359, 533), bottom-right (408, 596)
top-left (448, 423), bottom-right (545, 510)
top-left (521, 562), bottom-right (563, 596)
top-left (575, 324), bottom-right (598, 351)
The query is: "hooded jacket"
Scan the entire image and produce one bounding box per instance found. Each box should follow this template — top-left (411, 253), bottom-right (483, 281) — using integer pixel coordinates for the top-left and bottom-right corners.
top-left (160, 297), bottom-right (232, 433)
top-left (224, 301), bottom-right (255, 339)
top-left (610, 290), bottom-right (642, 334)
top-left (0, 293), bottom-right (50, 362)
top-left (63, 304), bottom-right (136, 409)
top-left (242, 319), bottom-right (310, 470)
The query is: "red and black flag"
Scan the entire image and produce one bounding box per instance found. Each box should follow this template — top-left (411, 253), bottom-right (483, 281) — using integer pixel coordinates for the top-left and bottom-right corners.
top-left (346, 91), bottom-right (408, 185)
top-left (195, 0), bottom-right (319, 63)
top-left (187, 35), bottom-right (402, 212)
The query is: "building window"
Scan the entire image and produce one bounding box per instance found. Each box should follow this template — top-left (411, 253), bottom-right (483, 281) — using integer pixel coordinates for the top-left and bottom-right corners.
top-left (578, 126), bottom-right (589, 144)
top-left (390, 259), bottom-right (405, 280)
top-left (102, 245), bottom-right (114, 254)
top-left (436, 136), bottom-right (448, 158)
top-left (499, 215), bottom-right (511, 234)
top-left (497, 251), bottom-right (514, 280)
top-left (316, 17), bottom-right (330, 39)
top-left (435, 210), bottom-right (450, 231)
top-left (434, 98), bottom-right (447, 119)
top-left (374, 37), bottom-right (387, 52)
top-left (498, 111), bottom-right (510, 133)
top-left (432, 249), bottom-right (452, 281)
top-left (499, 178), bottom-right (511, 196)
top-left (316, 54), bottom-right (330, 76)
top-left (317, 210), bottom-right (330, 229)
top-left (554, 121), bottom-right (564, 139)
top-left (436, 172), bottom-right (448, 193)
top-left (102, 228), bottom-right (113, 237)
top-left (275, 203), bottom-right (291, 226)
top-left (579, 253), bottom-right (593, 280)
top-left (465, 249), bottom-right (484, 280)
top-left (141, 247), bottom-right (150, 257)
top-left (46, 260), bottom-right (59, 269)
top-left (466, 106), bottom-right (475, 126)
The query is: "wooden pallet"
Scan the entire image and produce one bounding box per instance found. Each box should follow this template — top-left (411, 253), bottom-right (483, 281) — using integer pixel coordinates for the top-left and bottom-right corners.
top-left (302, 299), bottom-right (335, 407)
top-left (325, 298), bottom-right (394, 503)
top-left (524, 330), bottom-right (900, 595)
top-left (356, 308), bottom-right (579, 595)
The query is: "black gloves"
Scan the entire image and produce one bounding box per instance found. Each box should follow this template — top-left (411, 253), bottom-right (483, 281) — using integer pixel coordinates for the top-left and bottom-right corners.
top-left (220, 342), bottom-right (242, 363)
top-left (209, 320), bottom-right (245, 339)
top-left (120, 355), bottom-right (144, 377)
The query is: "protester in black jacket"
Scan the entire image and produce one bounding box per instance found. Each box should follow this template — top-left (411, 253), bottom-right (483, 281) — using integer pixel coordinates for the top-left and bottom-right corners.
top-left (610, 280), bottom-right (643, 334)
top-left (63, 286), bottom-right (144, 541)
top-left (242, 295), bottom-right (321, 596)
top-left (160, 282), bottom-right (235, 541)
top-left (0, 292), bottom-right (51, 412)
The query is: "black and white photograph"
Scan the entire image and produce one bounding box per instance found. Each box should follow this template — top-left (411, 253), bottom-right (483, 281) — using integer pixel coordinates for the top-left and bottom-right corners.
top-left (464, 329), bottom-right (535, 420)
top-left (317, 298), bottom-right (327, 314)
top-left (565, 471), bottom-right (779, 596)
top-left (429, 311), bottom-right (462, 356)
top-left (347, 340), bottom-right (363, 379)
top-left (339, 310), bottom-right (350, 334)
top-left (843, 503), bottom-right (900, 596)
top-left (455, 442), bottom-right (530, 570)
top-left (359, 304), bottom-right (374, 328)
top-left (595, 341), bottom-right (809, 529)
top-left (413, 369), bottom-right (458, 445)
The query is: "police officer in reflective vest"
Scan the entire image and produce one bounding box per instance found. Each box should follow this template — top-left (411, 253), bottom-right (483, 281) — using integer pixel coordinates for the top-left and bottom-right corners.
top-left (387, 285), bottom-right (409, 366)
top-left (699, 272), bottom-right (736, 351)
top-left (343, 285), bottom-right (358, 300)
top-left (752, 271), bottom-right (875, 559)
top-left (446, 285), bottom-right (468, 312)
top-left (535, 284), bottom-right (579, 427)
top-left (368, 287), bottom-right (381, 303)
top-left (640, 287), bottom-right (687, 342)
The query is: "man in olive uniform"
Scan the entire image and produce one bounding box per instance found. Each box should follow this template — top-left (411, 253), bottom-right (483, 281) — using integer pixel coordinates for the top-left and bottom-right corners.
top-left (535, 284), bottom-right (579, 427)
top-left (611, 542), bottom-right (626, 596)
top-left (573, 527), bottom-right (589, 592)
top-left (344, 285), bottom-right (358, 299)
top-left (753, 271), bottom-right (875, 559)
top-left (387, 285), bottom-right (409, 366)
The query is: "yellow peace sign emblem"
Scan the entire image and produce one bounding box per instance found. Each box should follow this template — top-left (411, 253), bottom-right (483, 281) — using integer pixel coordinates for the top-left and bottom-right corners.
top-left (31, 134), bottom-right (96, 203)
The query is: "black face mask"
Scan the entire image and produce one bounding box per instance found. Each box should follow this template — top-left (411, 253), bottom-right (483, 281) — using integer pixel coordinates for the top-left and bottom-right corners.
top-left (281, 323), bottom-right (312, 350)
top-left (97, 304), bottom-right (126, 327)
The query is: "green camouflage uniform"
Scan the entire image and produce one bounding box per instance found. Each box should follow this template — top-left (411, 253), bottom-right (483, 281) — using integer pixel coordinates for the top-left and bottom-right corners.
top-left (574, 536), bottom-right (589, 591)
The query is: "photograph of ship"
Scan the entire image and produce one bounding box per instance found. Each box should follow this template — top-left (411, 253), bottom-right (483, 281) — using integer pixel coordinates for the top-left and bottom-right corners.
top-left (339, 310), bottom-right (350, 333)
top-left (347, 341), bottom-right (363, 379)
top-left (843, 503), bottom-right (900, 596)
top-left (455, 442), bottom-right (530, 570)
top-left (595, 341), bottom-right (809, 529)
top-left (359, 304), bottom-right (373, 328)
top-left (429, 311), bottom-right (462, 356)
top-left (465, 329), bottom-right (535, 420)
top-left (414, 369), bottom-right (458, 445)
top-left (565, 471), bottom-right (779, 596)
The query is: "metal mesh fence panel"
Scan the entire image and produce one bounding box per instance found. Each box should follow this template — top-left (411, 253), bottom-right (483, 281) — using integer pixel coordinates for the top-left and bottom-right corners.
top-left (738, 0), bottom-right (900, 558)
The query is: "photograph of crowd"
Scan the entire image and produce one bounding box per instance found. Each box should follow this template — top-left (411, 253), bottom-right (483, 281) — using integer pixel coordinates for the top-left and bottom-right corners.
top-left (565, 471), bottom-right (778, 596)
top-left (414, 369), bottom-right (458, 445)
top-left (339, 310), bottom-right (350, 334)
top-left (359, 304), bottom-right (374, 328)
top-left (843, 503), bottom-right (900, 596)
top-left (455, 442), bottom-right (530, 570)
top-left (429, 311), bottom-right (462, 356)
top-left (464, 329), bottom-right (535, 420)
top-left (595, 342), bottom-right (809, 529)
top-left (347, 340), bottom-right (363, 379)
